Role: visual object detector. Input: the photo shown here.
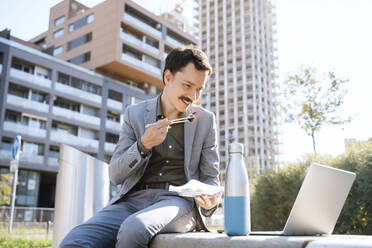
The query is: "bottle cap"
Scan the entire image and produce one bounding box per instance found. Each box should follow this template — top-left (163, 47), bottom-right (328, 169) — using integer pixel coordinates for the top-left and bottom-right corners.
top-left (229, 141), bottom-right (244, 154)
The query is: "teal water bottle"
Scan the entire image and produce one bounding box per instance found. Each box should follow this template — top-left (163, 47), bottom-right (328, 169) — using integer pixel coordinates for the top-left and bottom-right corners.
top-left (224, 142), bottom-right (250, 236)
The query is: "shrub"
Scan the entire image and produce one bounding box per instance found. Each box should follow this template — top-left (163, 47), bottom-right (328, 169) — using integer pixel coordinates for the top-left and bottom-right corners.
top-left (251, 142), bottom-right (372, 234)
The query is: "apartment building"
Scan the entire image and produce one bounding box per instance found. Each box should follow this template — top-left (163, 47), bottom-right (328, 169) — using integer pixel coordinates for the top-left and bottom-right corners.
top-left (30, 0), bottom-right (197, 92)
top-left (195, 0), bottom-right (279, 180)
top-left (0, 0), bottom-right (197, 215)
top-left (0, 36), bottom-right (150, 211)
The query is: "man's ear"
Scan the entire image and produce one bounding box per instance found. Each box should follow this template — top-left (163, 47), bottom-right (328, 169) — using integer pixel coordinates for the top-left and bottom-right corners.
top-left (163, 69), bottom-right (173, 86)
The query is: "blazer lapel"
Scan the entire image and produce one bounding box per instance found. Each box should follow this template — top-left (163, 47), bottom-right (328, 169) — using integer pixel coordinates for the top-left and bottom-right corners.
top-left (184, 106), bottom-right (198, 172)
top-left (144, 96), bottom-right (159, 129)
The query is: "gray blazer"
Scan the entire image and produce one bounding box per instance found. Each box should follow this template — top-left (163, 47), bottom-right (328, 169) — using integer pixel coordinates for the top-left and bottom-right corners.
top-left (108, 95), bottom-right (220, 230)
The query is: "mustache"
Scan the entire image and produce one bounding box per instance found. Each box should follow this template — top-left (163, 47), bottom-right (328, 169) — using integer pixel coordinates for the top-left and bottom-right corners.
top-left (179, 96), bottom-right (193, 104)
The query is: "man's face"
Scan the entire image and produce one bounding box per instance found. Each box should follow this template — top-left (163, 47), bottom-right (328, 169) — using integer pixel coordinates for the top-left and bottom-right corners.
top-left (163, 62), bottom-right (208, 113)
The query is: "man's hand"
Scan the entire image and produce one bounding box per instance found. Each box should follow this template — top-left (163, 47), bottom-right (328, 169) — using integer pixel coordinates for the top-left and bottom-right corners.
top-left (141, 119), bottom-right (172, 150)
top-left (194, 194), bottom-right (220, 210)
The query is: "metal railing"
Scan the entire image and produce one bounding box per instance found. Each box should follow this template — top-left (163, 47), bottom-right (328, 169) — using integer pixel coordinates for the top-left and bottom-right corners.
top-left (0, 206), bottom-right (54, 222)
top-left (10, 68), bottom-right (52, 88)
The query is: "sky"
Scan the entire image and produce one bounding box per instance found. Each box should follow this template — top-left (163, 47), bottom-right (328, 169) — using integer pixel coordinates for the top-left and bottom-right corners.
top-left (1, 0), bottom-right (371, 162)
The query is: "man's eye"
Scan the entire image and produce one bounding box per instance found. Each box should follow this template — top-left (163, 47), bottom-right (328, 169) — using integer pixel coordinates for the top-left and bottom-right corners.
top-left (184, 84), bottom-right (191, 88)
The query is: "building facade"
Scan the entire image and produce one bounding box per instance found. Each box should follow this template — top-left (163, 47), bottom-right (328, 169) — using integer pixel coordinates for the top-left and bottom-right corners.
top-left (0, 37), bottom-right (150, 210)
top-left (195, 0), bottom-right (279, 180)
top-left (30, 0), bottom-right (197, 92)
top-left (0, 0), bottom-right (197, 214)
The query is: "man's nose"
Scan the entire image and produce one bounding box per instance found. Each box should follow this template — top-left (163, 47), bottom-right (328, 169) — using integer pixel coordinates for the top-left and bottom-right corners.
top-left (188, 91), bottom-right (197, 101)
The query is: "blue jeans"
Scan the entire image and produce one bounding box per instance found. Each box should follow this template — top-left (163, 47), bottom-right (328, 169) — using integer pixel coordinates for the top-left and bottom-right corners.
top-left (59, 188), bottom-right (196, 248)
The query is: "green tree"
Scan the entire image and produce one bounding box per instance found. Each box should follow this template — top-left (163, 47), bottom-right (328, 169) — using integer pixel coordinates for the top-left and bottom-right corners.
top-left (0, 173), bottom-right (12, 205)
top-left (281, 66), bottom-right (350, 153)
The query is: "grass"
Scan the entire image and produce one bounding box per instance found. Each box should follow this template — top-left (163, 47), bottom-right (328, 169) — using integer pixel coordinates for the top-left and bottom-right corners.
top-left (0, 228), bottom-right (52, 247)
top-left (0, 237), bottom-right (52, 248)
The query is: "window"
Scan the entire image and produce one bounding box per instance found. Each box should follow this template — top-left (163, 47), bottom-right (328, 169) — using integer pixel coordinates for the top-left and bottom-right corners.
top-left (107, 111), bottom-right (120, 122)
top-left (144, 36), bottom-right (158, 48)
top-left (31, 90), bottom-right (48, 103)
top-left (125, 5), bottom-right (161, 31)
top-left (57, 72), bottom-right (101, 95)
top-left (68, 52), bottom-right (90, 65)
top-left (123, 45), bottom-right (141, 60)
top-left (167, 29), bottom-right (189, 46)
top-left (54, 97), bottom-right (80, 112)
top-left (49, 146), bottom-right (59, 158)
top-left (67, 32), bottom-right (92, 51)
top-left (69, 14), bottom-right (94, 32)
top-left (87, 14), bottom-right (94, 23)
top-left (1, 138), bottom-right (11, 151)
top-left (77, 9), bottom-right (85, 15)
top-left (52, 120), bottom-right (78, 136)
top-left (54, 16), bottom-right (65, 26)
top-left (22, 114), bottom-right (47, 129)
top-left (53, 46), bottom-right (63, 56)
top-left (5, 110), bottom-right (20, 123)
top-left (106, 133), bottom-right (119, 143)
top-left (54, 28), bottom-right (64, 39)
top-left (8, 83), bottom-right (28, 98)
top-left (22, 141), bottom-right (44, 156)
top-left (11, 58), bottom-right (34, 74)
top-left (144, 55), bottom-right (160, 68)
top-left (108, 90), bottom-right (122, 102)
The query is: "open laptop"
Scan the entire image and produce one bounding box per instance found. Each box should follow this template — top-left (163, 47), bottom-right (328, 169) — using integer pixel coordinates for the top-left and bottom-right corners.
top-left (250, 162), bottom-right (356, 236)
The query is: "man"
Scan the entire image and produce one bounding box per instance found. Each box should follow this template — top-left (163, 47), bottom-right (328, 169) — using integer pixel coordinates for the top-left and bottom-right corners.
top-left (60, 46), bottom-right (220, 248)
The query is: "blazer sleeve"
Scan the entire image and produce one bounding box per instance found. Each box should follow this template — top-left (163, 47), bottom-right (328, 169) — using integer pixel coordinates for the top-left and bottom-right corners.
top-left (199, 112), bottom-right (220, 186)
top-left (198, 112), bottom-right (220, 217)
top-left (109, 106), bottom-right (150, 185)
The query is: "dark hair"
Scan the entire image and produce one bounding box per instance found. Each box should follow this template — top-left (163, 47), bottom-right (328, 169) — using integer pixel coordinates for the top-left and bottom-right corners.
top-left (162, 45), bottom-right (212, 85)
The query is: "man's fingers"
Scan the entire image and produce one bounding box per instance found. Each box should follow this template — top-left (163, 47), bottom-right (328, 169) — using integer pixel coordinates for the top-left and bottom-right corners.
top-left (157, 118), bottom-right (171, 128)
top-left (145, 119), bottom-right (171, 129)
top-left (195, 196), bottom-right (206, 206)
top-left (202, 195), bottom-right (212, 206)
top-left (158, 126), bottom-right (170, 136)
top-left (210, 194), bottom-right (219, 205)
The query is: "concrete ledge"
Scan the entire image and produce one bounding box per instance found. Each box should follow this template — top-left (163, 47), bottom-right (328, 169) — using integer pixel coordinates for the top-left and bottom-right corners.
top-left (150, 233), bottom-right (372, 248)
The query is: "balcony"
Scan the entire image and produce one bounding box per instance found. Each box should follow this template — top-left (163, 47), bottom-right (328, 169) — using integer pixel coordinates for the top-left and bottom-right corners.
top-left (10, 68), bottom-right (51, 88)
top-left (106, 120), bottom-right (121, 131)
top-left (107, 99), bottom-right (122, 111)
top-left (50, 131), bottom-right (99, 150)
top-left (121, 53), bottom-right (161, 76)
top-left (6, 94), bottom-right (49, 113)
top-left (0, 150), bottom-right (43, 164)
top-left (48, 157), bottom-right (58, 167)
top-left (104, 142), bottom-right (116, 153)
top-left (20, 153), bottom-right (44, 164)
top-left (3, 121), bottom-right (47, 138)
top-left (52, 106), bottom-right (100, 127)
top-left (120, 31), bottom-right (159, 56)
top-left (55, 82), bottom-right (102, 105)
top-left (123, 14), bottom-right (161, 39)
top-left (0, 150), bottom-right (11, 161)
top-left (165, 36), bottom-right (184, 48)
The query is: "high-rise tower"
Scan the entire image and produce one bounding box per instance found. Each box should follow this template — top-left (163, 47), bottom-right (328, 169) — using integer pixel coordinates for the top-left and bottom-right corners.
top-left (195, 0), bottom-right (279, 181)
